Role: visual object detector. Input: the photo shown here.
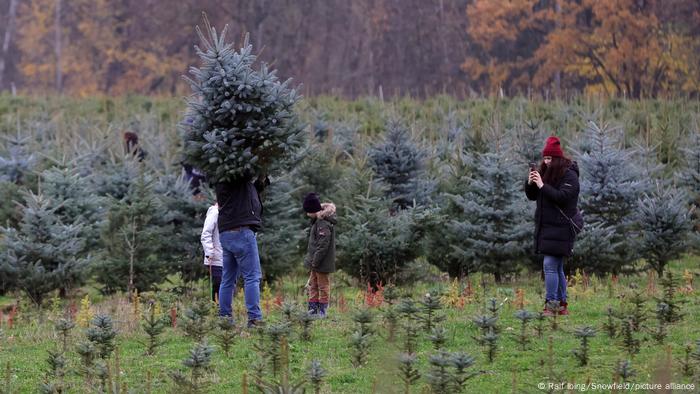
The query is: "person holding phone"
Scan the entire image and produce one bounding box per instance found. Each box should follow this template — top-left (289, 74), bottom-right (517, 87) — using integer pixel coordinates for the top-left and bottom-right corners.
top-left (525, 136), bottom-right (580, 316)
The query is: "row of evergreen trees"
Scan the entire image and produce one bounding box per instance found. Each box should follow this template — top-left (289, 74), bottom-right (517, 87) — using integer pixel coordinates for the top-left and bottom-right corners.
top-left (0, 111), bottom-right (698, 305)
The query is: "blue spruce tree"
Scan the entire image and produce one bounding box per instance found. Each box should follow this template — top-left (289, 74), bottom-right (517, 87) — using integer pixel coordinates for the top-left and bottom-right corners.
top-left (446, 150), bottom-right (530, 282)
top-left (0, 192), bottom-right (87, 305)
top-left (678, 128), bottom-right (700, 252)
top-left (154, 173), bottom-right (210, 286)
top-left (635, 185), bottom-right (693, 276)
top-left (257, 177), bottom-right (306, 280)
top-left (181, 19), bottom-right (304, 184)
top-left (96, 170), bottom-right (169, 294)
top-left (574, 121), bottom-right (643, 274)
top-left (369, 121), bottom-right (435, 210)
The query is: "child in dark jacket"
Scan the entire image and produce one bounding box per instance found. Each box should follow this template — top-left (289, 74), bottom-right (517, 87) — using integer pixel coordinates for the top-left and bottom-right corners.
top-left (302, 192), bottom-right (337, 318)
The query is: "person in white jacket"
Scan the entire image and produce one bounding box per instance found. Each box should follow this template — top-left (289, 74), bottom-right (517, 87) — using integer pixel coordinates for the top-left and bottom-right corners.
top-left (201, 203), bottom-right (224, 302)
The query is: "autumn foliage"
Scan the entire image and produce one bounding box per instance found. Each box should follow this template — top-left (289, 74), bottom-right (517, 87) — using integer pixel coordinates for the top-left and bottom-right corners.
top-left (464, 0), bottom-right (700, 97)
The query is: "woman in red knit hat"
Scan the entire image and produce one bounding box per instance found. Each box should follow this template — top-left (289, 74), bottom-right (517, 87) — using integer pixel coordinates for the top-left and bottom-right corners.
top-left (525, 136), bottom-right (580, 316)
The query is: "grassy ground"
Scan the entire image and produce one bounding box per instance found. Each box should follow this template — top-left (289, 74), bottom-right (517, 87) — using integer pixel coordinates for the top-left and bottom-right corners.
top-left (1, 257), bottom-right (700, 393)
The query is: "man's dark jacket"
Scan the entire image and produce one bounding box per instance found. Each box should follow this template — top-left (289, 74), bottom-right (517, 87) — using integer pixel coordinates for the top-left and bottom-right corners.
top-left (215, 176), bottom-right (269, 233)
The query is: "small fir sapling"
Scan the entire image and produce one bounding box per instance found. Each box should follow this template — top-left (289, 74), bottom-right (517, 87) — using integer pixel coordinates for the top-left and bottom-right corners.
top-left (297, 310), bottom-right (315, 342)
top-left (280, 302), bottom-right (298, 323)
top-left (602, 306), bottom-right (619, 338)
top-left (86, 314), bottom-right (117, 359)
top-left (170, 341), bottom-right (214, 394)
top-left (182, 300), bottom-right (212, 343)
top-left (307, 360), bottom-right (326, 394)
top-left (425, 350), bottom-right (452, 394)
top-left (75, 340), bottom-right (97, 380)
top-left (651, 303), bottom-right (669, 343)
top-left (546, 300), bottom-right (561, 330)
top-left (142, 307), bottom-right (167, 356)
top-left (534, 311), bottom-right (546, 338)
top-left (383, 305), bottom-right (399, 342)
top-left (396, 299), bottom-right (421, 354)
top-left (397, 353), bottom-right (421, 394)
top-left (54, 318), bottom-right (75, 354)
top-left (350, 330), bottom-right (371, 367)
top-left (429, 326), bottom-right (448, 350)
top-left (658, 271), bottom-right (684, 324)
top-left (420, 293), bottom-right (445, 332)
top-left (620, 319), bottom-right (640, 356)
top-left (572, 326), bottom-right (597, 366)
top-left (514, 309), bottom-right (535, 350)
top-left (42, 349), bottom-right (66, 393)
top-left (626, 291), bottom-right (647, 332)
top-left (615, 360), bottom-right (637, 383)
top-left (679, 343), bottom-right (694, 377)
top-left (214, 317), bottom-right (237, 357)
top-left (264, 322), bottom-right (293, 377)
top-left (451, 352), bottom-right (478, 391)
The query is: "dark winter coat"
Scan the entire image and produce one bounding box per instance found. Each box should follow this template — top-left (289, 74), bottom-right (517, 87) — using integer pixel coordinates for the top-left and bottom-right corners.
top-left (215, 176), bottom-right (269, 233)
top-left (304, 203), bottom-right (337, 273)
top-left (525, 162), bottom-right (580, 257)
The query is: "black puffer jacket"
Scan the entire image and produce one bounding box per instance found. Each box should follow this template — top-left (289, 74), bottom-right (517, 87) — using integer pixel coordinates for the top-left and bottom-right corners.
top-left (215, 176), bottom-right (269, 233)
top-left (525, 162), bottom-right (580, 257)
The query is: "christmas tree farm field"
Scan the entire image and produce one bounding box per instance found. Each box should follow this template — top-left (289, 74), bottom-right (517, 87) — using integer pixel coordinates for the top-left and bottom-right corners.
top-left (1, 259), bottom-right (699, 393)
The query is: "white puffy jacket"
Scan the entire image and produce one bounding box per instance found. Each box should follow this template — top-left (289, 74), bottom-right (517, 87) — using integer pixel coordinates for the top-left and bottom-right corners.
top-left (200, 205), bottom-right (223, 267)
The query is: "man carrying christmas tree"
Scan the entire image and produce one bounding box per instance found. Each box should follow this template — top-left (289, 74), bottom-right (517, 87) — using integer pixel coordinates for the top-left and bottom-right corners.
top-left (302, 192), bottom-right (337, 318)
top-left (216, 174), bottom-right (269, 328)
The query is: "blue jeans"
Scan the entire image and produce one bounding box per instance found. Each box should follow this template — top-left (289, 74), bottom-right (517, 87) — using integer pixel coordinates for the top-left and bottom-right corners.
top-left (543, 255), bottom-right (567, 302)
top-left (219, 228), bottom-right (263, 321)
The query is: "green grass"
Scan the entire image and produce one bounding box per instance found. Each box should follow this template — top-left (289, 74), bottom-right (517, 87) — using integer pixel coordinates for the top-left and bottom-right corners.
top-left (1, 258), bottom-right (699, 393)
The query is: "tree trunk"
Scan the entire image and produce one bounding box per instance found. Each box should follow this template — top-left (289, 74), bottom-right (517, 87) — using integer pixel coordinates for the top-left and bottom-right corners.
top-left (0, 0), bottom-right (18, 91)
top-left (127, 217), bottom-right (136, 302)
top-left (54, 0), bottom-right (62, 94)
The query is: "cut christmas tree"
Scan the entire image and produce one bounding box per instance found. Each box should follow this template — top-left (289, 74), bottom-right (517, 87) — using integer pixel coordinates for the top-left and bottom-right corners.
top-left (181, 16), bottom-right (304, 184)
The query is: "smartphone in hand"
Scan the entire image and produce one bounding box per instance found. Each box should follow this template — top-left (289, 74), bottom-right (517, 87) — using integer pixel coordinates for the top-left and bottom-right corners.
top-left (529, 162), bottom-right (537, 172)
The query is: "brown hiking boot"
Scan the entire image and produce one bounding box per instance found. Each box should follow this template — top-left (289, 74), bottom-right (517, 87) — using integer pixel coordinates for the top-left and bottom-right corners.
top-left (559, 301), bottom-right (569, 316)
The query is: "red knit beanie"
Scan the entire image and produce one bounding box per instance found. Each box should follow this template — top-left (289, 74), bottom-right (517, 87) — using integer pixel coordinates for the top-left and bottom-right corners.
top-left (542, 136), bottom-right (564, 158)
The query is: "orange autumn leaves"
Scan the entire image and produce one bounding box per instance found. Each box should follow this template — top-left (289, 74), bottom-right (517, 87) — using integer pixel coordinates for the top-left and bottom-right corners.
top-left (463, 0), bottom-right (700, 97)
top-left (16, 0), bottom-right (188, 96)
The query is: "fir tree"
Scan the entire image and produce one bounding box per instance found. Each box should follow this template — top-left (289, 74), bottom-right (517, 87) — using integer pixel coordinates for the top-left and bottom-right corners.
top-left (369, 121), bottom-right (435, 209)
top-left (294, 145), bottom-right (343, 201)
top-left (40, 166), bottom-right (103, 251)
top-left (257, 177), bottom-right (306, 280)
top-left (0, 191), bottom-right (87, 305)
top-left (181, 20), bottom-right (304, 184)
top-left (575, 121), bottom-right (643, 274)
top-left (96, 170), bottom-right (169, 294)
top-left (154, 173), bottom-right (210, 285)
top-left (447, 150), bottom-right (530, 282)
top-left (0, 133), bottom-right (37, 185)
top-left (337, 195), bottom-right (429, 284)
top-left (510, 119), bottom-right (549, 166)
top-left (678, 128), bottom-right (700, 251)
top-left (635, 185), bottom-right (692, 277)
top-left (86, 314), bottom-right (117, 360)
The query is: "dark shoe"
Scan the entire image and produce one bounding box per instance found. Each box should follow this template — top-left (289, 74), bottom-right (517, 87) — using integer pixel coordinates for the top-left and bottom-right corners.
top-left (247, 319), bottom-right (265, 329)
top-left (308, 301), bottom-right (319, 315)
top-left (559, 301), bottom-right (569, 316)
top-left (317, 302), bottom-right (328, 318)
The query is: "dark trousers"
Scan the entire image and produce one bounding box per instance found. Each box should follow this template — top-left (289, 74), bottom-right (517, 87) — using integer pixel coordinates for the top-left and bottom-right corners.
top-left (209, 265), bottom-right (222, 303)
